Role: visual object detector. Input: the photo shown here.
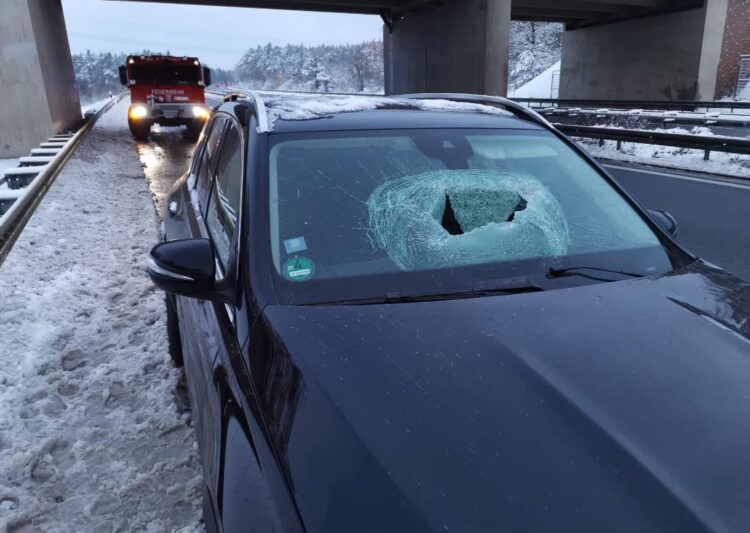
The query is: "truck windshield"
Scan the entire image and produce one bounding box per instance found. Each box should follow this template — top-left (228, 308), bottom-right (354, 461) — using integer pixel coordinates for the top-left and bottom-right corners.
top-left (267, 128), bottom-right (677, 305)
top-left (130, 63), bottom-right (201, 85)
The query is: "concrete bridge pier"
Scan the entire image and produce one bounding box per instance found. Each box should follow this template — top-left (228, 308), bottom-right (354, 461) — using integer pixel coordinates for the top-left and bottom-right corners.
top-left (559, 0), bottom-right (743, 101)
top-left (0, 0), bottom-right (80, 158)
top-left (384, 0), bottom-right (512, 96)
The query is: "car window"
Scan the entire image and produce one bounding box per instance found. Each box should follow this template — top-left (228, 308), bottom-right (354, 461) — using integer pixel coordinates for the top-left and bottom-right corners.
top-left (205, 125), bottom-right (243, 268)
top-left (194, 116), bottom-right (226, 215)
top-left (268, 128), bottom-right (676, 303)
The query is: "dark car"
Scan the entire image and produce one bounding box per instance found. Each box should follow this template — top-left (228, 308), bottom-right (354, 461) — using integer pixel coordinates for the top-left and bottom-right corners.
top-left (147, 92), bottom-right (750, 533)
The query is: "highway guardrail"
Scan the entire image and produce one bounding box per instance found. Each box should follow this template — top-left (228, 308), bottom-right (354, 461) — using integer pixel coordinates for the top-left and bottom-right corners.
top-left (513, 98), bottom-right (750, 113)
top-left (0, 94), bottom-right (125, 265)
top-left (556, 124), bottom-right (750, 160)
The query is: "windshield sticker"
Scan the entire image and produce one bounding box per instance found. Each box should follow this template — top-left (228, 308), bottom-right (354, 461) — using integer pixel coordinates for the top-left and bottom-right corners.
top-left (284, 236), bottom-right (308, 254)
top-left (283, 257), bottom-right (315, 282)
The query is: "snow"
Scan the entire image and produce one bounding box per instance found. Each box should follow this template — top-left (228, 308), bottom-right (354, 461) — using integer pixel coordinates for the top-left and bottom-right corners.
top-left (1, 158), bottom-right (20, 194)
top-left (258, 92), bottom-right (513, 130)
top-left (574, 126), bottom-right (750, 178)
top-left (509, 23), bottom-right (562, 90)
top-left (0, 158), bottom-right (18, 171)
top-left (509, 61), bottom-right (560, 98)
top-left (80, 96), bottom-right (112, 115)
top-left (0, 100), bottom-right (202, 532)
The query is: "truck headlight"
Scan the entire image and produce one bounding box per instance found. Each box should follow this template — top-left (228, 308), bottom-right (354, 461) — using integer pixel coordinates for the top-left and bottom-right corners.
top-left (192, 106), bottom-right (209, 119)
top-left (129, 105), bottom-right (148, 119)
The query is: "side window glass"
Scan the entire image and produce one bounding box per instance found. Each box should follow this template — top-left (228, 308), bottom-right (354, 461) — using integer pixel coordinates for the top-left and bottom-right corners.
top-left (194, 117), bottom-right (226, 214)
top-left (206, 126), bottom-right (243, 268)
top-left (194, 150), bottom-right (211, 215)
top-left (205, 117), bottom-right (225, 160)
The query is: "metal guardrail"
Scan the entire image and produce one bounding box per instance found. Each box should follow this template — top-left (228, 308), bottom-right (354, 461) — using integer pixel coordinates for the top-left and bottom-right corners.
top-left (0, 94), bottom-right (125, 265)
top-left (513, 98), bottom-right (750, 113)
top-left (540, 107), bottom-right (750, 129)
top-left (556, 124), bottom-right (750, 160)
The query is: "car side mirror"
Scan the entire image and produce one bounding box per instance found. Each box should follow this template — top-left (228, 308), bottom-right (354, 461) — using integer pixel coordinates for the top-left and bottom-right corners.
top-left (147, 239), bottom-right (217, 298)
top-left (119, 65), bottom-right (128, 86)
top-left (648, 208), bottom-right (678, 238)
top-left (203, 67), bottom-right (212, 87)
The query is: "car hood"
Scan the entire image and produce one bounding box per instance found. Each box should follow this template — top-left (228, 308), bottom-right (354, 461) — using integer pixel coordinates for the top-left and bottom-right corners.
top-left (257, 262), bottom-right (750, 533)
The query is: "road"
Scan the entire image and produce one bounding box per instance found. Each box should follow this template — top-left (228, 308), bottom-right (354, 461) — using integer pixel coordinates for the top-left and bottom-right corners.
top-left (136, 124), bottom-right (196, 217)
top-left (606, 164), bottom-right (750, 281)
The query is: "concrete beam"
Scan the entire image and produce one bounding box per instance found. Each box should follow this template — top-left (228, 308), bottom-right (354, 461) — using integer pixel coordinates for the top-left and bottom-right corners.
top-left (0, 0), bottom-right (80, 158)
top-left (384, 0), bottom-right (511, 96)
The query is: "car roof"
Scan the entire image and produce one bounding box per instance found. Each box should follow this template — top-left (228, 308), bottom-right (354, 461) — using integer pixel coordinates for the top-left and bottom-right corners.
top-left (269, 108), bottom-right (546, 133)
top-left (217, 92), bottom-right (549, 134)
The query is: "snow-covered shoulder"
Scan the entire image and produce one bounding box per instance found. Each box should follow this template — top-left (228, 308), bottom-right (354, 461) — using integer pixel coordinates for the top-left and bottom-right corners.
top-left (0, 100), bottom-right (202, 532)
top-left (80, 96), bottom-right (114, 115)
top-left (575, 126), bottom-right (750, 178)
top-left (257, 92), bottom-right (514, 130)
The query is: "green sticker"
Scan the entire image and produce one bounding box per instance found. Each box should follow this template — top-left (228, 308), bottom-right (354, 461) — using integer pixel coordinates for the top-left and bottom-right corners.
top-left (282, 256), bottom-right (315, 282)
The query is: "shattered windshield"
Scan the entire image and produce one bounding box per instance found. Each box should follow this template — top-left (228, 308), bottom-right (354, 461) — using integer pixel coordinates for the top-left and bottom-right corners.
top-left (268, 128), bottom-right (673, 303)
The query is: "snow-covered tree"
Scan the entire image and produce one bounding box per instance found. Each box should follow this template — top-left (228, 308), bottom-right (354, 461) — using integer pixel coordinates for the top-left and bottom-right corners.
top-left (73, 23), bottom-right (560, 100)
top-left (509, 22), bottom-right (562, 90)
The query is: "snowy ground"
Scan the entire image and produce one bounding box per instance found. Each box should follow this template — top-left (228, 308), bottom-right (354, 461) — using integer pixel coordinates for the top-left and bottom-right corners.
top-left (1, 159), bottom-right (20, 194)
top-left (80, 97), bottom-right (114, 115)
top-left (0, 100), bottom-right (202, 532)
top-left (508, 61), bottom-right (560, 98)
top-left (0, 158), bottom-right (18, 172)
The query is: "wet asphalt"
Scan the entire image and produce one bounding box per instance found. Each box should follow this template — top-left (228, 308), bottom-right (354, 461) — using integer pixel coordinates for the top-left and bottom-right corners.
top-left (137, 124), bottom-right (196, 219)
top-left (607, 164), bottom-right (750, 282)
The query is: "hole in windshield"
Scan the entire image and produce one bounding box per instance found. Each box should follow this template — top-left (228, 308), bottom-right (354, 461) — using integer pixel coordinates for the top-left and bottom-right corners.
top-left (440, 194), bottom-right (463, 235)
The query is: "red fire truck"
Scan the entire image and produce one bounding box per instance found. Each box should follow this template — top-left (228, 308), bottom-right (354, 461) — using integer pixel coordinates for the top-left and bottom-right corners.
top-left (119, 55), bottom-right (211, 141)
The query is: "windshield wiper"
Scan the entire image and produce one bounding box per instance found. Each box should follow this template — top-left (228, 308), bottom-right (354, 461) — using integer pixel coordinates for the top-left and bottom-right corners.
top-left (547, 266), bottom-right (646, 282)
top-left (316, 278), bottom-right (546, 306)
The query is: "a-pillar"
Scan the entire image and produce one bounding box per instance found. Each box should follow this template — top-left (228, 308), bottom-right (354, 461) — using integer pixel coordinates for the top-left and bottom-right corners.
top-left (383, 0), bottom-right (511, 96)
top-left (0, 0), bottom-right (81, 158)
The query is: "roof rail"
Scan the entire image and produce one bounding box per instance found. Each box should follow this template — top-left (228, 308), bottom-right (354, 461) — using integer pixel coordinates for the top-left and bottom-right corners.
top-left (242, 90), bottom-right (270, 133)
top-left (221, 90), bottom-right (271, 133)
top-left (222, 92), bottom-right (247, 103)
top-left (396, 93), bottom-right (554, 130)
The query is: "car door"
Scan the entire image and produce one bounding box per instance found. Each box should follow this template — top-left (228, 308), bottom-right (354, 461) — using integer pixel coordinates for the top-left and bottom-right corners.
top-left (198, 119), bottom-right (247, 506)
top-left (177, 114), bottom-right (227, 453)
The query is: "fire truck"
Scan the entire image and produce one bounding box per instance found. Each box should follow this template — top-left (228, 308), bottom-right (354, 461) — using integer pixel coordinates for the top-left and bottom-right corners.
top-left (119, 55), bottom-right (211, 141)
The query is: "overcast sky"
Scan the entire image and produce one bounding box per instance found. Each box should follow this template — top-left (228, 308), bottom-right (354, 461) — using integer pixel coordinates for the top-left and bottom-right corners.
top-left (62, 0), bottom-right (383, 69)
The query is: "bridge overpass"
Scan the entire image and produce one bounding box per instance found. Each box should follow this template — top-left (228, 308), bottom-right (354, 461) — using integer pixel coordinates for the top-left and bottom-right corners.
top-left (1, 0), bottom-right (748, 157)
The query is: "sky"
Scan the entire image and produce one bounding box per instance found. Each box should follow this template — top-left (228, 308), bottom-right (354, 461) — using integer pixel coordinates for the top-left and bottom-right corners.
top-left (61, 0), bottom-right (383, 69)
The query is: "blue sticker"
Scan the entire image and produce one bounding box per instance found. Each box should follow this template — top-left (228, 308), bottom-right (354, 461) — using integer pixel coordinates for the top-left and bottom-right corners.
top-left (284, 236), bottom-right (308, 254)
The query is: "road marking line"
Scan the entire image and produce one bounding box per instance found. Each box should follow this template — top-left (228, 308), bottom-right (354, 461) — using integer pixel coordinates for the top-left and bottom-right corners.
top-left (604, 164), bottom-right (750, 190)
